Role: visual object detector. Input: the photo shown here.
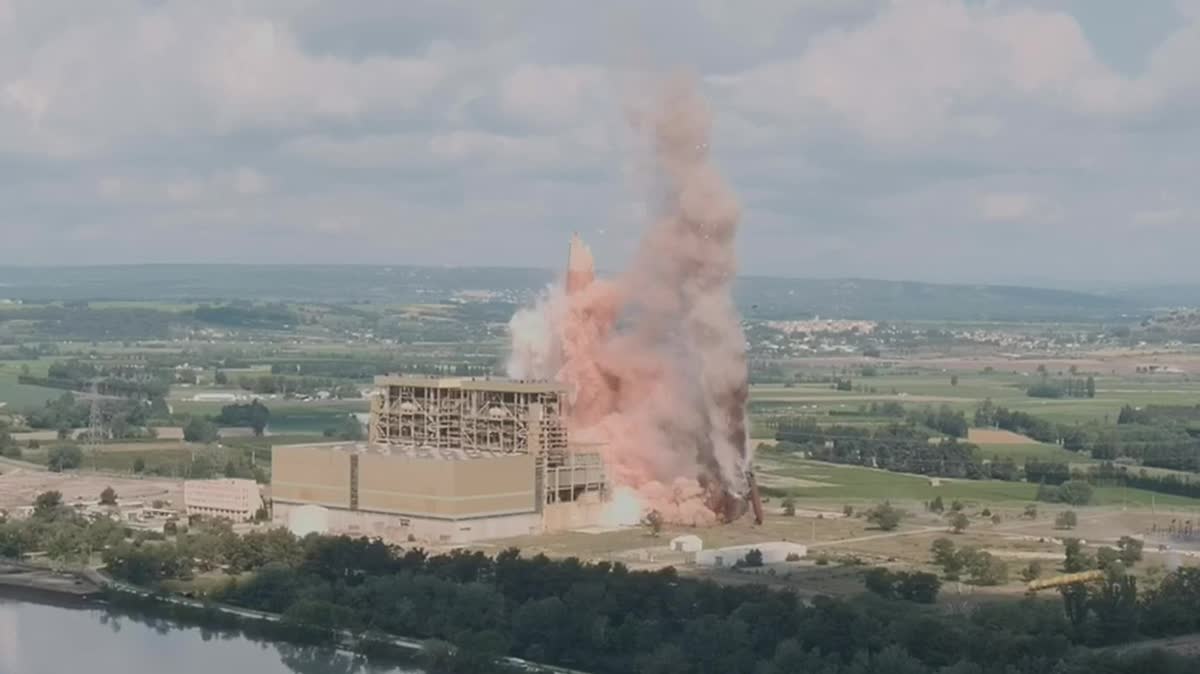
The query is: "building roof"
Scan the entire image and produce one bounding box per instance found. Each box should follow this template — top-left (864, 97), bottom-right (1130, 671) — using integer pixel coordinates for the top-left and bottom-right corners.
top-left (276, 440), bottom-right (524, 461)
top-left (373, 374), bottom-right (565, 393)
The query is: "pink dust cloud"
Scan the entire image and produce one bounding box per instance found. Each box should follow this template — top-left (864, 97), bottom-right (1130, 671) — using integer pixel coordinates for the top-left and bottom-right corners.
top-left (507, 74), bottom-right (752, 525)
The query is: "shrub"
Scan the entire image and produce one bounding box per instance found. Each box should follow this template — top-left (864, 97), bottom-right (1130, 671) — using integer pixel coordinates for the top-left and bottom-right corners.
top-left (867, 502), bottom-right (902, 531)
top-left (1055, 511), bottom-right (1078, 530)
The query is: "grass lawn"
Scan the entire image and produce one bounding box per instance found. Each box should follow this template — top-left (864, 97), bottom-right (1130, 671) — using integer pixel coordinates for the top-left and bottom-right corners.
top-left (757, 451), bottom-right (1200, 508)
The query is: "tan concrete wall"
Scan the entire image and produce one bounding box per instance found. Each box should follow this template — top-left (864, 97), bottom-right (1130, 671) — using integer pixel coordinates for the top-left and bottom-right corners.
top-left (271, 446), bottom-right (351, 508)
top-left (357, 453), bottom-right (535, 518)
top-left (542, 493), bottom-right (605, 532)
top-left (273, 502), bottom-right (541, 544)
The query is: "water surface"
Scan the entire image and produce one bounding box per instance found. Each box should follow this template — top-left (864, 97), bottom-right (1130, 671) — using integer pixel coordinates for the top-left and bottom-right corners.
top-left (0, 596), bottom-right (421, 674)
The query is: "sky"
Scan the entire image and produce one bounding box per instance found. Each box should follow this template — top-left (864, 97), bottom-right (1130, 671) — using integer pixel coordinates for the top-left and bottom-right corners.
top-left (0, 0), bottom-right (1197, 285)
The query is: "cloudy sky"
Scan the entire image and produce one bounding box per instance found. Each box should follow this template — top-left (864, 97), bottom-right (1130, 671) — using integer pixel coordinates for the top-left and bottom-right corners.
top-left (0, 0), bottom-right (1197, 285)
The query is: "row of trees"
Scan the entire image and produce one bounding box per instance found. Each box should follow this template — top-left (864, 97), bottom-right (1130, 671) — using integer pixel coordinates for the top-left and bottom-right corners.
top-left (776, 422), bottom-right (986, 479)
top-left (1027, 376), bottom-right (1096, 399)
top-left (5, 499), bottom-right (1200, 674)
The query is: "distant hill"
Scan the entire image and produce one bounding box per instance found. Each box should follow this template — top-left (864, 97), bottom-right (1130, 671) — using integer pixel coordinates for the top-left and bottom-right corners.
top-left (1099, 284), bottom-right (1200, 310)
top-left (0, 265), bottom-right (1145, 322)
top-left (734, 277), bottom-right (1138, 322)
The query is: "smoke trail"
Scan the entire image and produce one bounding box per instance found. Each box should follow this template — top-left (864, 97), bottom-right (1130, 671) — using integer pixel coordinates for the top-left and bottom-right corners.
top-left (507, 73), bottom-right (752, 524)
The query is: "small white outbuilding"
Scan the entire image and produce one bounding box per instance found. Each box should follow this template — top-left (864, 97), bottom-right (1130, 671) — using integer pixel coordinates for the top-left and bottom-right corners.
top-left (670, 534), bottom-right (703, 553)
top-left (695, 542), bottom-right (808, 568)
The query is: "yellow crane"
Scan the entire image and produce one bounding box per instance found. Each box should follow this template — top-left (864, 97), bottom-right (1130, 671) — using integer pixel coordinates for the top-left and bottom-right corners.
top-left (1025, 570), bottom-right (1106, 593)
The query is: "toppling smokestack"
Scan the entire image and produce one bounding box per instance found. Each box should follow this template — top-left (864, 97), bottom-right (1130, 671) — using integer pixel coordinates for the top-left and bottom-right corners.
top-left (507, 74), bottom-right (754, 525)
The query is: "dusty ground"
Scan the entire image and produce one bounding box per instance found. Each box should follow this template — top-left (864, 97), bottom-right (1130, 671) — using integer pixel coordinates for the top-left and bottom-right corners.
top-left (0, 468), bottom-right (181, 510)
top-left (468, 502), bottom-right (1200, 604)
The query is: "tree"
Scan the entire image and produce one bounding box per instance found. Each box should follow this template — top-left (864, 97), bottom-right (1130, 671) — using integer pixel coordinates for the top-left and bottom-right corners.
top-left (183, 418), bottom-right (219, 443)
top-left (1086, 376), bottom-right (1096, 399)
top-left (742, 548), bottom-right (764, 567)
top-left (1057, 480), bottom-right (1094, 506)
top-left (864, 568), bottom-right (896, 599)
top-left (133, 457), bottom-right (146, 473)
top-left (963, 549), bottom-right (1008, 585)
top-left (1024, 504), bottom-right (1038, 519)
top-left (1097, 546), bottom-right (1121, 571)
top-left (950, 500), bottom-right (965, 512)
top-left (1063, 538), bottom-right (1094, 573)
top-left (216, 400), bottom-right (270, 436)
top-left (1056, 510), bottom-right (1078, 530)
top-left (950, 375), bottom-right (959, 387)
top-left (896, 571), bottom-right (941, 604)
top-left (1117, 536), bottom-right (1144, 566)
top-left (991, 513), bottom-right (1002, 525)
top-left (781, 497), bottom-right (796, 517)
top-left (930, 538), bottom-right (963, 578)
top-left (867, 502), bottom-right (901, 531)
top-left (47, 444), bottom-right (83, 472)
top-left (642, 510), bottom-right (663, 537)
top-left (1020, 560), bottom-right (1043, 583)
top-left (214, 370), bottom-right (228, 386)
top-left (930, 496), bottom-right (945, 513)
top-left (99, 486), bottom-right (118, 505)
top-left (950, 512), bottom-right (970, 534)
top-left (33, 490), bottom-right (63, 517)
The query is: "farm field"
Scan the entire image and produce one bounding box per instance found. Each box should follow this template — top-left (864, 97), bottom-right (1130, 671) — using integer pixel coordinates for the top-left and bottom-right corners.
top-left (750, 369), bottom-right (1200, 426)
top-left (755, 450), bottom-right (1200, 509)
top-left (0, 372), bottom-right (66, 408)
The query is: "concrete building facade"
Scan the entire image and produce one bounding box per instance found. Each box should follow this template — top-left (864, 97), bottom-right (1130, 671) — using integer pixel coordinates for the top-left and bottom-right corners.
top-left (184, 478), bottom-right (263, 521)
top-left (272, 375), bottom-right (608, 544)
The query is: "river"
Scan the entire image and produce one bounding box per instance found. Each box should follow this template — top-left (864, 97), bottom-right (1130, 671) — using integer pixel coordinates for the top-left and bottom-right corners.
top-left (0, 596), bottom-right (424, 674)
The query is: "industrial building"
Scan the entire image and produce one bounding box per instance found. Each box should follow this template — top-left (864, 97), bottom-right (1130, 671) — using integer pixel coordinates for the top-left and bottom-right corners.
top-left (184, 478), bottom-right (263, 521)
top-left (272, 375), bottom-right (609, 544)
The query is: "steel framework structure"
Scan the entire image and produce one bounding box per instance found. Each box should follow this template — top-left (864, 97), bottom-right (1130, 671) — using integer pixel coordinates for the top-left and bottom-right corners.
top-left (368, 375), bottom-right (604, 507)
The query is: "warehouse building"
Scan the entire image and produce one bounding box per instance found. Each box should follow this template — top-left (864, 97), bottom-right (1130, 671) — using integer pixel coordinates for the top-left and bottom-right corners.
top-left (184, 478), bottom-right (263, 521)
top-left (272, 375), bottom-right (608, 544)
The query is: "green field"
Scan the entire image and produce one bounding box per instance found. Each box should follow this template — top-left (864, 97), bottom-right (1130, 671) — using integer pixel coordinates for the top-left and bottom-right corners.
top-left (972, 443), bottom-right (1089, 464)
top-left (758, 451), bottom-right (1200, 508)
top-left (750, 371), bottom-right (1200, 426)
top-left (0, 372), bottom-right (67, 408)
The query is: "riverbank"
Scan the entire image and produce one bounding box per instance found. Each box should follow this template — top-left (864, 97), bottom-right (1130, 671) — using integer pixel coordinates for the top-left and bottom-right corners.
top-left (0, 561), bottom-right (102, 598)
top-left (1, 561), bottom-right (584, 674)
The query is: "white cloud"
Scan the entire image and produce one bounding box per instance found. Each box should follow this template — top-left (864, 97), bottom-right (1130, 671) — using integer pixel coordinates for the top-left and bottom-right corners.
top-left (713, 0), bottom-right (1173, 144)
top-left (0, 0), bottom-right (1198, 283)
top-left (978, 192), bottom-right (1036, 221)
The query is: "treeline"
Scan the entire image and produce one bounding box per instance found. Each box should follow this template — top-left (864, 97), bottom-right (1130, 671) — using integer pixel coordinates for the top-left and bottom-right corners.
top-left (1027, 376), bottom-right (1095, 399)
top-left (268, 359), bottom-right (493, 379)
top-left (5, 502), bottom-right (1200, 674)
top-left (16, 358), bottom-right (173, 400)
top-left (221, 373), bottom-right (362, 398)
top-left (776, 422), bottom-right (986, 479)
top-left (0, 306), bottom-right (175, 340)
top-left (1025, 460), bottom-right (1200, 500)
top-left (22, 392), bottom-right (165, 437)
top-left (193, 303), bottom-right (299, 329)
top-left (113, 534), bottom-right (1200, 674)
top-left (974, 400), bottom-right (1058, 442)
